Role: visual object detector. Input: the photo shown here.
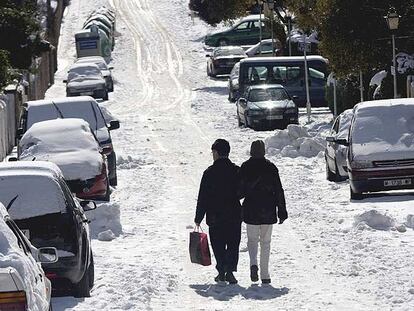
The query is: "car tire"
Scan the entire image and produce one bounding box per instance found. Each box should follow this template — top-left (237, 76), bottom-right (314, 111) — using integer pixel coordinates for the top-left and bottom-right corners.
top-left (207, 65), bottom-right (212, 77)
top-left (109, 174), bottom-right (118, 187)
top-left (350, 187), bottom-right (363, 200)
top-left (326, 158), bottom-right (341, 182)
top-left (103, 181), bottom-right (111, 201)
top-left (218, 38), bottom-right (228, 46)
top-left (73, 267), bottom-right (91, 298)
top-left (88, 253), bottom-right (95, 289)
top-left (244, 113), bottom-right (250, 129)
top-left (103, 90), bottom-right (109, 101)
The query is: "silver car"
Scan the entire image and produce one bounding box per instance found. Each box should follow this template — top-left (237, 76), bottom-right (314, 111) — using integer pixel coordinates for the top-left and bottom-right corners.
top-left (325, 109), bottom-right (353, 181)
top-left (76, 56), bottom-right (114, 92)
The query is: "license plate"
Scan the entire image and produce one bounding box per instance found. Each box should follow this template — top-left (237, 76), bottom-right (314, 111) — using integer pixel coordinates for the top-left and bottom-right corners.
top-left (22, 229), bottom-right (30, 239)
top-left (384, 179), bottom-right (412, 187)
top-left (80, 92), bottom-right (93, 96)
top-left (266, 115), bottom-right (283, 120)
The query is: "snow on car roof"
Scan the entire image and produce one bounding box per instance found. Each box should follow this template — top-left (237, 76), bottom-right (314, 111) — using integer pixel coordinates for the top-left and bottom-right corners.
top-left (68, 63), bottom-right (102, 81)
top-left (0, 162), bottom-right (67, 220)
top-left (19, 119), bottom-right (103, 181)
top-left (76, 57), bottom-right (108, 70)
top-left (351, 99), bottom-right (414, 161)
top-left (240, 55), bottom-right (328, 64)
top-left (26, 96), bottom-right (107, 131)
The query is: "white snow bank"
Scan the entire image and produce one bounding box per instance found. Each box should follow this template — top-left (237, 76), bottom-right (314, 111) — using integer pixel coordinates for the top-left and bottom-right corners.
top-left (98, 230), bottom-right (116, 241)
top-left (266, 124), bottom-right (325, 158)
top-left (20, 119), bottom-right (103, 180)
top-left (354, 210), bottom-right (395, 231)
top-left (406, 215), bottom-right (414, 229)
top-left (0, 203), bottom-right (49, 311)
top-left (87, 202), bottom-right (122, 239)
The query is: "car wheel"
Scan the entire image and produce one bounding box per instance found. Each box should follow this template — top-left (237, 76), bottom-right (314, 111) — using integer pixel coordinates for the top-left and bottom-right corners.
top-left (88, 253), bottom-right (95, 289)
top-left (350, 187), bottom-right (363, 200)
top-left (103, 181), bottom-right (111, 201)
top-left (207, 65), bottom-right (212, 77)
top-left (109, 174), bottom-right (118, 187)
top-left (218, 38), bottom-right (228, 46)
top-left (244, 113), bottom-right (250, 128)
top-left (73, 267), bottom-right (91, 298)
top-left (103, 90), bottom-right (109, 101)
top-left (325, 158), bottom-right (336, 181)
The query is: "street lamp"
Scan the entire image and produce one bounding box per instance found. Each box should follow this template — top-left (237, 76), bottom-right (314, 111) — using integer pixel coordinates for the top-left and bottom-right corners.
top-left (385, 7), bottom-right (400, 99)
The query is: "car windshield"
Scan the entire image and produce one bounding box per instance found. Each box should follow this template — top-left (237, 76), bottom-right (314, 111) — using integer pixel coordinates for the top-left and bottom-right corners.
top-left (248, 88), bottom-right (289, 102)
top-left (215, 48), bottom-right (244, 57)
top-left (68, 65), bottom-right (101, 81)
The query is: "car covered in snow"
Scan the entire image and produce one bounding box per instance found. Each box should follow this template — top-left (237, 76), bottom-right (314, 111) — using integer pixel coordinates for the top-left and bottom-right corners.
top-left (228, 62), bottom-right (240, 102)
top-left (236, 84), bottom-right (298, 130)
top-left (0, 162), bottom-right (96, 297)
top-left (65, 63), bottom-right (109, 100)
top-left (334, 99), bottom-right (414, 199)
top-left (325, 109), bottom-right (353, 181)
top-left (76, 56), bottom-right (114, 92)
top-left (206, 46), bottom-right (247, 77)
top-left (204, 15), bottom-right (271, 47)
top-left (245, 39), bottom-right (283, 57)
top-left (0, 202), bottom-right (57, 311)
top-left (18, 96), bottom-right (120, 186)
top-left (19, 119), bottom-right (111, 201)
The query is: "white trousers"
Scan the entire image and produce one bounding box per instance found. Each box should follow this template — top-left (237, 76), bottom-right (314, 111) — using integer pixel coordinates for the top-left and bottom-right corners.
top-left (246, 224), bottom-right (273, 280)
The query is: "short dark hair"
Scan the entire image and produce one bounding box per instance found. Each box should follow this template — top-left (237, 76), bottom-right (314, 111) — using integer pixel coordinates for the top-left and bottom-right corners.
top-left (211, 139), bottom-right (230, 157)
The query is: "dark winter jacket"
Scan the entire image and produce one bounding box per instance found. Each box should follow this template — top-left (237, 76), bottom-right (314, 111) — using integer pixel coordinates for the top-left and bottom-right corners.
top-left (195, 158), bottom-right (241, 227)
top-left (240, 158), bottom-right (287, 225)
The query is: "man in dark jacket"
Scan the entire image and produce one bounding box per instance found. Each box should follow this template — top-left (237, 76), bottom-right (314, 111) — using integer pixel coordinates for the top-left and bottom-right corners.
top-left (195, 139), bottom-right (241, 284)
top-left (240, 140), bottom-right (287, 284)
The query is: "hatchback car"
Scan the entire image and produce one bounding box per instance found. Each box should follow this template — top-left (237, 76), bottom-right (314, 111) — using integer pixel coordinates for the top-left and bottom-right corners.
top-left (245, 39), bottom-right (283, 57)
top-left (0, 162), bottom-right (96, 297)
top-left (333, 99), bottom-right (414, 199)
top-left (206, 46), bottom-right (247, 77)
top-left (325, 109), bottom-right (353, 181)
top-left (236, 84), bottom-right (298, 130)
top-left (65, 63), bottom-right (109, 100)
top-left (19, 119), bottom-right (110, 201)
top-left (75, 56), bottom-right (114, 92)
top-left (204, 15), bottom-right (271, 47)
top-left (17, 96), bottom-right (119, 186)
top-left (1, 202), bottom-right (57, 310)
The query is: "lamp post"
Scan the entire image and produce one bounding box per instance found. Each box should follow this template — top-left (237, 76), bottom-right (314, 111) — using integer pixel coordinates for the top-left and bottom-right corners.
top-left (266, 0), bottom-right (275, 56)
top-left (385, 7), bottom-right (400, 99)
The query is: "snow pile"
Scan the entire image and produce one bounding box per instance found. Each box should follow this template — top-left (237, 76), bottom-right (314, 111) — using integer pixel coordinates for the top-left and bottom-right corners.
top-left (20, 119), bottom-right (103, 180)
top-left (406, 215), bottom-right (414, 229)
top-left (354, 210), bottom-right (395, 231)
top-left (0, 204), bottom-right (49, 311)
top-left (87, 202), bottom-right (122, 239)
top-left (265, 124), bottom-right (325, 158)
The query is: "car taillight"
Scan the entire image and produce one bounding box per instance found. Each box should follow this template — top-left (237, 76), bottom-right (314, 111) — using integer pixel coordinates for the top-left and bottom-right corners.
top-left (0, 291), bottom-right (27, 311)
top-left (95, 162), bottom-right (107, 182)
top-left (46, 272), bottom-right (57, 279)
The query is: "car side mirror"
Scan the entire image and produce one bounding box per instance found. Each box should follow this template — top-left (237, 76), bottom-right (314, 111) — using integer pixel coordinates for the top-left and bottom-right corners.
top-left (108, 120), bottom-right (120, 130)
top-left (336, 139), bottom-right (349, 146)
top-left (80, 200), bottom-right (97, 211)
top-left (108, 66), bottom-right (114, 70)
top-left (63, 79), bottom-right (67, 83)
top-left (38, 247), bottom-right (58, 264)
top-left (8, 157), bottom-right (18, 162)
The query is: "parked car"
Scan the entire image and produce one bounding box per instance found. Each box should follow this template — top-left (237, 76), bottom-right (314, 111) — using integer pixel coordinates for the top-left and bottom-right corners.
top-left (0, 202), bottom-right (57, 310)
top-left (17, 96), bottom-right (120, 186)
top-left (19, 119), bottom-right (110, 201)
top-left (325, 109), bottom-right (353, 181)
top-left (76, 56), bottom-right (114, 92)
top-left (332, 99), bottom-right (414, 199)
top-left (0, 161), bottom-right (96, 297)
top-left (228, 62), bottom-right (241, 102)
top-left (65, 63), bottom-right (109, 100)
top-left (238, 56), bottom-right (328, 106)
top-left (245, 39), bottom-right (283, 57)
top-left (206, 46), bottom-right (247, 77)
top-left (236, 84), bottom-right (298, 130)
top-left (204, 15), bottom-right (271, 47)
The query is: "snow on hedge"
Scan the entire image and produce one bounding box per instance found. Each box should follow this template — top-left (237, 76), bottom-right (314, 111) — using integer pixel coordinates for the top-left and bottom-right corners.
top-left (0, 203), bottom-right (49, 311)
top-left (265, 124), bottom-right (326, 158)
top-left (20, 118), bottom-right (103, 180)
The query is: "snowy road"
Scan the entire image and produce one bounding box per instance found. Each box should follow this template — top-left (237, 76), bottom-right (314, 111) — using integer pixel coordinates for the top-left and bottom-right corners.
top-left (45, 0), bottom-right (414, 310)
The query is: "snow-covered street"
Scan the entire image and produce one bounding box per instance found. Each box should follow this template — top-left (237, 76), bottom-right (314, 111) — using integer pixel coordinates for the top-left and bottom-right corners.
top-left (45, 0), bottom-right (414, 310)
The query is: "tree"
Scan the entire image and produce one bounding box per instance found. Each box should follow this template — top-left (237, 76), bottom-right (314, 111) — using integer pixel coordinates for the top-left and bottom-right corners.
top-left (0, 49), bottom-right (10, 88)
top-left (0, 0), bottom-right (41, 69)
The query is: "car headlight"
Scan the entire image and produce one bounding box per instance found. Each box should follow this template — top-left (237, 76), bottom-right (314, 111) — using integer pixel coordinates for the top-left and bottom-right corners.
top-left (285, 108), bottom-right (297, 114)
top-left (350, 160), bottom-right (373, 169)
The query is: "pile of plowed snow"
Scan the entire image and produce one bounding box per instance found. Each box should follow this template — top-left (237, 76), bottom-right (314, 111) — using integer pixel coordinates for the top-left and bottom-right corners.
top-left (266, 124), bottom-right (326, 158)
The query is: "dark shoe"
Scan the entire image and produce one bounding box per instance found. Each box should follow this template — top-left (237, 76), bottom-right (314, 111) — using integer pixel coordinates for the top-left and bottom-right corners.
top-left (262, 278), bottom-right (271, 284)
top-left (214, 273), bottom-right (225, 282)
top-left (225, 272), bottom-right (238, 284)
top-left (250, 265), bottom-right (259, 282)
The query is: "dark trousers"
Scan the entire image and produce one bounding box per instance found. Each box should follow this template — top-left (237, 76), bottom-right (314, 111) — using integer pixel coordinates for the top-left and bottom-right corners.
top-left (209, 222), bottom-right (241, 274)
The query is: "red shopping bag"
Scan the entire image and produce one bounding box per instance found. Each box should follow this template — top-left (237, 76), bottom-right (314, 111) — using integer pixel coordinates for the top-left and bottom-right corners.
top-left (189, 227), bottom-right (211, 266)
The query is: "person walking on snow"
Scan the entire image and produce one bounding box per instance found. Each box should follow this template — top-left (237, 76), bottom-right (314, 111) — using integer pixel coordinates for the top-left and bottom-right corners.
top-left (240, 140), bottom-right (287, 284)
top-left (195, 139), bottom-right (242, 284)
